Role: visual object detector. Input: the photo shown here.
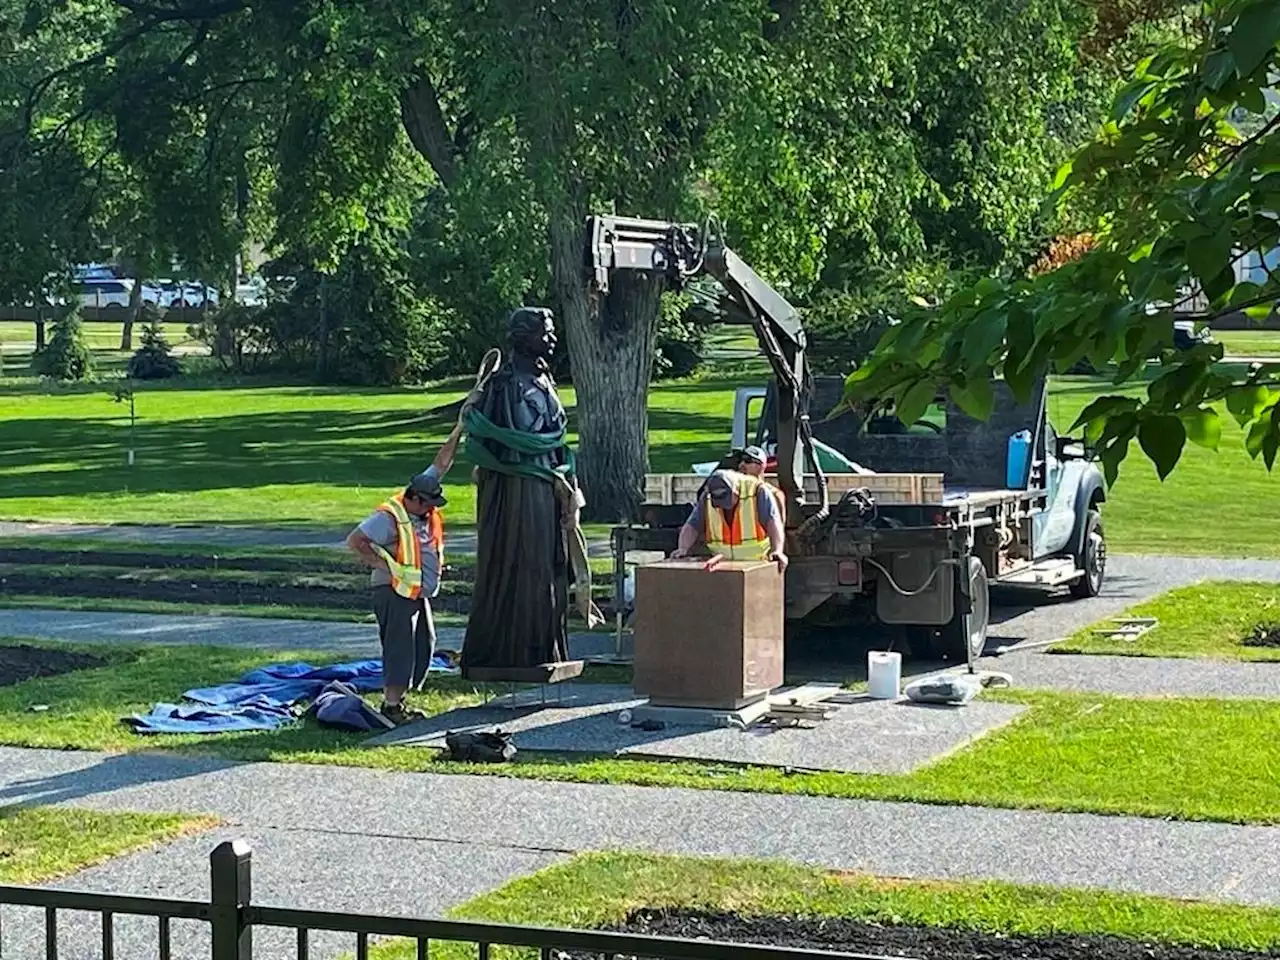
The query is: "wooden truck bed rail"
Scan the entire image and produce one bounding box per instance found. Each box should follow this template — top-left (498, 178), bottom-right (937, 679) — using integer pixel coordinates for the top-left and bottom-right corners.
top-left (643, 472), bottom-right (946, 506)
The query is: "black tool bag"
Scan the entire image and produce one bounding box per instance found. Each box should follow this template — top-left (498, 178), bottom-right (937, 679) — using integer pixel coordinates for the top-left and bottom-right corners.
top-left (443, 729), bottom-right (517, 763)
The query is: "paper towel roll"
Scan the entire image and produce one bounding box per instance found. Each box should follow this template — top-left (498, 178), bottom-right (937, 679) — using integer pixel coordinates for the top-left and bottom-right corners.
top-left (867, 651), bottom-right (902, 700)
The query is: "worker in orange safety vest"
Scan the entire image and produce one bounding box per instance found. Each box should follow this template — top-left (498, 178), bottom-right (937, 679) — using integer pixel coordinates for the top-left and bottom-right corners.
top-left (671, 468), bottom-right (787, 571)
top-left (346, 422), bottom-right (462, 725)
top-left (734, 445), bottom-right (787, 521)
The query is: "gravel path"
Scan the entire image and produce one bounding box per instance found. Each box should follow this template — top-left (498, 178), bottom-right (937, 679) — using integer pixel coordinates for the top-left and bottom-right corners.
top-left (3, 743), bottom-right (1280, 960)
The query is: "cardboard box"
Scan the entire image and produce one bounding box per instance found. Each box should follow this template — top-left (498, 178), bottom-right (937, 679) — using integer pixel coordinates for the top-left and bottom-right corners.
top-left (633, 559), bottom-right (784, 709)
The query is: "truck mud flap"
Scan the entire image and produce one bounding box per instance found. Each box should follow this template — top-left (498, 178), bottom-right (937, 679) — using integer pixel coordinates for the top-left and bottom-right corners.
top-left (873, 550), bottom-right (955, 626)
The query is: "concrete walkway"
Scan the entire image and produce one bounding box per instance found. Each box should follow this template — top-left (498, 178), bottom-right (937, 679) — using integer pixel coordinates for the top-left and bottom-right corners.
top-left (3, 743), bottom-right (1280, 959)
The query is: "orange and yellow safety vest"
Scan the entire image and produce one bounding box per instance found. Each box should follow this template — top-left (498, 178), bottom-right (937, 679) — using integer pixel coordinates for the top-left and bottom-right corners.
top-left (702, 473), bottom-right (771, 561)
top-left (371, 493), bottom-right (444, 600)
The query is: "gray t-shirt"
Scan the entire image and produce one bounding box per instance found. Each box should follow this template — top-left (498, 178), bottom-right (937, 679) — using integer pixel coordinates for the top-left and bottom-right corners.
top-left (685, 484), bottom-right (779, 535)
top-left (359, 466), bottom-right (442, 597)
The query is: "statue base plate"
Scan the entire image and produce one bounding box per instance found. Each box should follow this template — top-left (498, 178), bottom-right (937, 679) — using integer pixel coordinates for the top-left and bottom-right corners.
top-left (462, 661), bottom-right (585, 685)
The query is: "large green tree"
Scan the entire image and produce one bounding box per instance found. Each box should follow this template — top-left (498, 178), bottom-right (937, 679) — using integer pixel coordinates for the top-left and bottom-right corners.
top-left (7, 0), bottom-right (1123, 518)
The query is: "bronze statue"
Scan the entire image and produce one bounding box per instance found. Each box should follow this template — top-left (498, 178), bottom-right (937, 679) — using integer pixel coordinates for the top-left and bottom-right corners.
top-left (460, 307), bottom-right (600, 681)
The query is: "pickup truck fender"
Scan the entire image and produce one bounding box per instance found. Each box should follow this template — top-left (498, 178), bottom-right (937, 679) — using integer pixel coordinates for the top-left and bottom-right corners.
top-left (1069, 468), bottom-right (1107, 558)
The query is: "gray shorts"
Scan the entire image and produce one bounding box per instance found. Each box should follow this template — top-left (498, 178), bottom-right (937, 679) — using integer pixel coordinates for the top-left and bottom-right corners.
top-left (372, 586), bottom-right (437, 691)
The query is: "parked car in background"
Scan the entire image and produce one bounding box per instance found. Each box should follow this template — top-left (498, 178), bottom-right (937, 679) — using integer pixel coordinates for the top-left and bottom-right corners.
top-left (74, 279), bottom-right (134, 308)
top-left (168, 283), bottom-right (218, 308)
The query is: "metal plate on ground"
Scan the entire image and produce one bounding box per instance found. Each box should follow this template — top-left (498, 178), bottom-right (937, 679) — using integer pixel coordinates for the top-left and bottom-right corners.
top-left (365, 684), bottom-right (1026, 774)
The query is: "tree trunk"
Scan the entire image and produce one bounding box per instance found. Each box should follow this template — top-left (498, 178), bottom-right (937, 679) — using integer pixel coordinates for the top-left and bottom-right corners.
top-left (121, 275), bottom-right (143, 350)
top-left (549, 213), bottom-right (663, 522)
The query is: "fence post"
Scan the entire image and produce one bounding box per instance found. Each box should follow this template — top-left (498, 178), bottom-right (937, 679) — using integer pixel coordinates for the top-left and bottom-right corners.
top-left (210, 840), bottom-right (253, 960)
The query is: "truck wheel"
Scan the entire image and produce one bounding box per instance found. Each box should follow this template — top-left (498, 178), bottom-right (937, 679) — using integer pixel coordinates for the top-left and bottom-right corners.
top-left (938, 556), bottom-right (990, 665)
top-left (1070, 509), bottom-right (1106, 599)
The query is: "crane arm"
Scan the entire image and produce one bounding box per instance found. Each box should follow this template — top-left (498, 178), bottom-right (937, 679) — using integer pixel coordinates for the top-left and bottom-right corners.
top-left (586, 214), bottom-right (826, 525)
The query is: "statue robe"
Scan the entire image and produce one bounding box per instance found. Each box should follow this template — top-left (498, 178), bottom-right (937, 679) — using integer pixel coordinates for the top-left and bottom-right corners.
top-left (461, 358), bottom-right (572, 672)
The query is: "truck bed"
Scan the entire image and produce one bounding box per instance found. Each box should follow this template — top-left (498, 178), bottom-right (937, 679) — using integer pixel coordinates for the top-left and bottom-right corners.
top-left (644, 472), bottom-right (946, 506)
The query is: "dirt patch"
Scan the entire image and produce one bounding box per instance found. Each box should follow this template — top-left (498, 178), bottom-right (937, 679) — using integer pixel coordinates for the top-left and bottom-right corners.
top-left (1242, 623), bottom-right (1280, 649)
top-left (597, 910), bottom-right (1279, 960)
top-left (0, 644), bottom-right (113, 689)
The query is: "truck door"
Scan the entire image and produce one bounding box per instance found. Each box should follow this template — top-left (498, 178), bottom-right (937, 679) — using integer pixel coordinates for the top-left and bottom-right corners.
top-left (1032, 423), bottom-right (1077, 556)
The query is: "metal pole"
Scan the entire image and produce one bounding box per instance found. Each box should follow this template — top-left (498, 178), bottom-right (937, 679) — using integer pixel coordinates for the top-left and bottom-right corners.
top-left (210, 840), bottom-right (253, 960)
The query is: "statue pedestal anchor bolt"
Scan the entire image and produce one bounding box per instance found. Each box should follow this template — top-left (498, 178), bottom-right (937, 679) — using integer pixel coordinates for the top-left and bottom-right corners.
top-left (460, 307), bottom-right (603, 685)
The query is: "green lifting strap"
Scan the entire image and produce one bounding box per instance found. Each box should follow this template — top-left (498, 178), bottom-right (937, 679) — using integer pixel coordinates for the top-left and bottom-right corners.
top-left (463, 407), bottom-right (576, 483)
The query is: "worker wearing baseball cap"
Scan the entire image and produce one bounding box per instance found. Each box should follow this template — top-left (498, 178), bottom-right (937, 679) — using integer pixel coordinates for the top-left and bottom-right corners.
top-left (671, 468), bottom-right (787, 572)
top-left (346, 422), bottom-right (463, 725)
top-left (732, 445), bottom-right (788, 526)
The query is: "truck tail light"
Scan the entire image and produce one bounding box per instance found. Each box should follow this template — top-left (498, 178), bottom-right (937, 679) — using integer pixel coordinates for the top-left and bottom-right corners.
top-left (838, 560), bottom-right (861, 586)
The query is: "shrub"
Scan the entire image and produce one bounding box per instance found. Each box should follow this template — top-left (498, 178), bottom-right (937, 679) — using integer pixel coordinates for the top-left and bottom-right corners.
top-left (32, 306), bottom-right (94, 381)
top-left (126, 308), bottom-right (182, 379)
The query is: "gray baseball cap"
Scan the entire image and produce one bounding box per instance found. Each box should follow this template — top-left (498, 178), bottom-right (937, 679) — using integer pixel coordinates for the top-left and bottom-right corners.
top-left (741, 445), bottom-right (768, 464)
top-left (408, 471), bottom-right (447, 507)
top-left (705, 470), bottom-right (739, 509)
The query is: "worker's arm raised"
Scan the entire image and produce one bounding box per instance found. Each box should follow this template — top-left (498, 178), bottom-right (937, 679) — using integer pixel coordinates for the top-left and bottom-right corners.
top-left (432, 422), bottom-right (464, 476)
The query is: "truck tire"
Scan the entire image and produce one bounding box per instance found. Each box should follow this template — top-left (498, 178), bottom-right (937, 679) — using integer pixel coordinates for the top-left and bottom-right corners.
top-left (1070, 509), bottom-right (1106, 599)
top-left (937, 556), bottom-right (990, 665)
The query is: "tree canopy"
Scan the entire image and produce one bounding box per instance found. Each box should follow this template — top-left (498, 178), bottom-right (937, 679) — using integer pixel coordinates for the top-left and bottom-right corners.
top-left (847, 0), bottom-right (1280, 483)
top-left (4, 0), bottom-right (1145, 515)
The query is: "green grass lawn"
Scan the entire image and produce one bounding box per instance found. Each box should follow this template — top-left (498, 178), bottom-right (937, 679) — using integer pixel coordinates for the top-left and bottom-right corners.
top-left (2, 368), bottom-right (1277, 556)
top-left (1216, 328), bottom-right (1280, 357)
top-left (403, 853), bottom-right (1280, 956)
top-left (0, 806), bottom-right (213, 884)
top-left (7, 638), bottom-right (1280, 825)
top-left (1056, 581), bottom-right (1280, 660)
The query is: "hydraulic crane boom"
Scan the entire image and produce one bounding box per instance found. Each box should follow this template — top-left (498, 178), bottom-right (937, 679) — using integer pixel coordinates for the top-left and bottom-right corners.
top-left (586, 214), bottom-right (827, 525)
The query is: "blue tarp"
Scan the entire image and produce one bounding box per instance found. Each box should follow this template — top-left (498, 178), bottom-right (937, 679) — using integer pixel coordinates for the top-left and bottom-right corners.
top-left (124, 655), bottom-right (457, 736)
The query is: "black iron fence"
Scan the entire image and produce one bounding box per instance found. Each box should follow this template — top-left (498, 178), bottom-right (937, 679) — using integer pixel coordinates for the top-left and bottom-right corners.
top-left (0, 841), bottom-right (886, 960)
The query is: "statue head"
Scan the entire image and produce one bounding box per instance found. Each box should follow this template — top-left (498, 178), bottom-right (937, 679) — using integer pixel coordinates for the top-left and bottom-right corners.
top-left (507, 307), bottom-right (557, 360)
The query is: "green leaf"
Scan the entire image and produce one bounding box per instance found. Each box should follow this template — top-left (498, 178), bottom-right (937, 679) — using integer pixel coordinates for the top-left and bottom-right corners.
top-left (1181, 407), bottom-right (1222, 450)
top-left (1246, 417), bottom-right (1270, 458)
top-left (962, 309), bottom-right (1006, 369)
top-left (895, 378), bottom-right (937, 429)
top-left (1112, 79), bottom-right (1157, 121)
top-left (1230, 2), bottom-right (1280, 78)
top-left (1137, 415), bottom-right (1187, 480)
top-left (1202, 49), bottom-right (1236, 90)
top-left (949, 377), bottom-right (995, 420)
top-left (1245, 302), bottom-right (1275, 321)
top-left (1226, 384), bottom-right (1274, 425)
top-left (1070, 395), bottom-right (1140, 432)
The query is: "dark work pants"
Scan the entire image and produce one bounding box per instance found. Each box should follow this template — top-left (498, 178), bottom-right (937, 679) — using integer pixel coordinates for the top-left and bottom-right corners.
top-left (372, 586), bottom-right (437, 692)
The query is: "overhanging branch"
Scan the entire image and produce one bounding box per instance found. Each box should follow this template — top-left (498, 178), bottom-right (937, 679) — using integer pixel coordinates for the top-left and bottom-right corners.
top-left (399, 73), bottom-right (460, 188)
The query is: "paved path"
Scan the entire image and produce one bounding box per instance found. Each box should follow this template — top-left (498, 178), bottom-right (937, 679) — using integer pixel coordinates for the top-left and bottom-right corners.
top-left (2, 553), bottom-right (1277, 698)
top-left (3, 744), bottom-right (1280, 959)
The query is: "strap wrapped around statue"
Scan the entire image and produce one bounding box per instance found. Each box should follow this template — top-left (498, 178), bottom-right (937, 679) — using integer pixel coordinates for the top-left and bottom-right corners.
top-left (459, 308), bottom-right (602, 684)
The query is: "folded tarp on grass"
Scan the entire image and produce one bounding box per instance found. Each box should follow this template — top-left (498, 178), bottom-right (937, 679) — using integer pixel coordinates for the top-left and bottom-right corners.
top-left (124, 656), bottom-right (457, 735)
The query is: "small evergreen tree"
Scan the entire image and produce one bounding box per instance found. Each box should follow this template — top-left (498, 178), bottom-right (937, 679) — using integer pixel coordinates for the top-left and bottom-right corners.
top-left (33, 306), bottom-right (94, 381)
top-left (127, 306), bottom-right (182, 379)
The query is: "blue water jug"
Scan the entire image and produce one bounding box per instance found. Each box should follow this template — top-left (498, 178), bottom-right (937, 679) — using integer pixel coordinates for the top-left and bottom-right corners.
top-left (1006, 430), bottom-right (1032, 489)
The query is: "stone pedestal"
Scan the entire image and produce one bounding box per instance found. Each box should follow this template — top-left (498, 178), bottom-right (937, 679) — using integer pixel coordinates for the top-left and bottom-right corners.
top-left (633, 559), bottom-right (784, 710)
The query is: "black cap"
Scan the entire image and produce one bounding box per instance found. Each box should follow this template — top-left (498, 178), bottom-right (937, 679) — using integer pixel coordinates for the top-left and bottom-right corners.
top-left (408, 471), bottom-right (447, 507)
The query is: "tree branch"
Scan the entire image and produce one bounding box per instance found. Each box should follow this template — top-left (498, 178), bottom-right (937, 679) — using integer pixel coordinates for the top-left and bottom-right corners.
top-left (399, 73), bottom-right (459, 188)
top-left (112, 0), bottom-right (245, 23)
top-left (763, 0), bottom-right (803, 42)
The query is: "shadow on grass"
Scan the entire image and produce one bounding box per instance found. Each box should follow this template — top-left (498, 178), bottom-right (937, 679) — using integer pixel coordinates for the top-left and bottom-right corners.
top-left (0, 404), bottom-right (731, 502)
